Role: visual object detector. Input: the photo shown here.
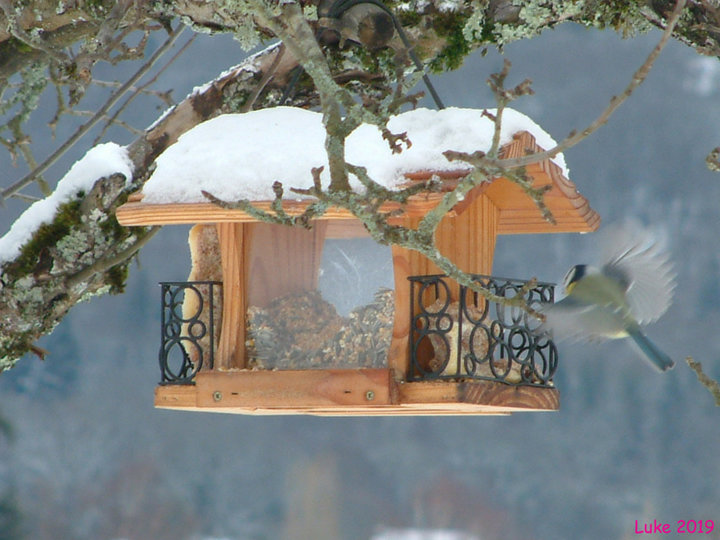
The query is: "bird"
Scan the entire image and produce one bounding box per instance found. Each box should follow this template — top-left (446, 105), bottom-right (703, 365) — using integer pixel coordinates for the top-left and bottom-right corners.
top-left (541, 223), bottom-right (676, 372)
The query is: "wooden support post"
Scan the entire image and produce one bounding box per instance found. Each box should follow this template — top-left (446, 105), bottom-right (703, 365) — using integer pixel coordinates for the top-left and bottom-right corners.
top-left (216, 222), bottom-right (246, 370)
top-left (388, 193), bottom-right (499, 380)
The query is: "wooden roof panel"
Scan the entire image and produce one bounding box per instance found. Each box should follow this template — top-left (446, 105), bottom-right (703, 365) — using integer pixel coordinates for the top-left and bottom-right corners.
top-left (486, 131), bottom-right (600, 233)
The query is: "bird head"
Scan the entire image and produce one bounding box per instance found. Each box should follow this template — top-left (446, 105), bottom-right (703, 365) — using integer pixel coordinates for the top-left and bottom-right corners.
top-left (562, 264), bottom-right (588, 294)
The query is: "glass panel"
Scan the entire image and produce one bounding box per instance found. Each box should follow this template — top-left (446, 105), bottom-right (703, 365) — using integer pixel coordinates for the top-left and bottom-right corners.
top-left (245, 238), bottom-right (395, 370)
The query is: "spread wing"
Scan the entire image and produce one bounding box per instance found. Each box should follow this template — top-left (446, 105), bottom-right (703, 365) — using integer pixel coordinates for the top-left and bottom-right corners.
top-left (540, 296), bottom-right (627, 342)
top-left (598, 222), bottom-right (676, 324)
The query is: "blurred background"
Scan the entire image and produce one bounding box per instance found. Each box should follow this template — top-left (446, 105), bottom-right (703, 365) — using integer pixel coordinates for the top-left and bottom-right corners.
top-left (1, 19), bottom-right (719, 540)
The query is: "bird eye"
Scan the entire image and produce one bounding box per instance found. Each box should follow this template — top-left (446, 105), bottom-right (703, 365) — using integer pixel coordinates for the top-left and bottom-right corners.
top-left (562, 267), bottom-right (576, 289)
top-left (562, 264), bottom-right (586, 291)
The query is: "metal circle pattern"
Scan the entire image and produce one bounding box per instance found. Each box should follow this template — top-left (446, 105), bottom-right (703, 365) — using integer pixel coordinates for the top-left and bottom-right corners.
top-left (158, 281), bottom-right (221, 385)
top-left (408, 274), bottom-right (557, 387)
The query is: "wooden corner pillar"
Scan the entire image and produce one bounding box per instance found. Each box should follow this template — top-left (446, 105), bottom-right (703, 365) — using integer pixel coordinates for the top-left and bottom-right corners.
top-left (216, 222), bottom-right (245, 370)
top-left (388, 193), bottom-right (499, 379)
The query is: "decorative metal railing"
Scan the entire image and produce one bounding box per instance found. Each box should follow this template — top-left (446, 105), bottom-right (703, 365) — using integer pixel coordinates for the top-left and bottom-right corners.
top-left (159, 281), bottom-right (222, 384)
top-left (408, 274), bottom-right (557, 387)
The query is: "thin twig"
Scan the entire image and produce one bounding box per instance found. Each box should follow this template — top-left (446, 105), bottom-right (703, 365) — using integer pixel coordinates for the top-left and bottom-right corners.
top-left (241, 43), bottom-right (285, 112)
top-left (444, 149), bottom-right (555, 224)
top-left (486, 0), bottom-right (687, 171)
top-left (686, 357), bottom-right (720, 406)
top-left (91, 80), bottom-right (174, 104)
top-left (201, 189), bottom-right (328, 228)
top-left (69, 110), bottom-right (144, 135)
top-left (1, 25), bottom-right (186, 202)
top-left (48, 66), bottom-right (67, 139)
top-left (93, 34), bottom-right (197, 144)
top-left (486, 61), bottom-right (509, 157)
top-left (10, 192), bottom-right (41, 203)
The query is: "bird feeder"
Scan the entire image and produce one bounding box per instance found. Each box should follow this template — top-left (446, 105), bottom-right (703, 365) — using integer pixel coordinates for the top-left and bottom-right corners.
top-left (116, 107), bottom-right (599, 416)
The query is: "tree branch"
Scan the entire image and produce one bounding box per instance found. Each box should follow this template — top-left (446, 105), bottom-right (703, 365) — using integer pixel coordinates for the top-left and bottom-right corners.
top-left (1, 25), bottom-right (186, 202)
top-left (686, 357), bottom-right (720, 406)
top-left (249, 0), bottom-right (354, 191)
top-left (65, 226), bottom-right (160, 289)
top-left (484, 0), bottom-right (687, 171)
top-left (0, 0), bottom-right (71, 65)
top-left (0, 0), bottom-right (704, 371)
top-left (201, 185), bottom-right (329, 229)
top-left (92, 34), bottom-right (197, 145)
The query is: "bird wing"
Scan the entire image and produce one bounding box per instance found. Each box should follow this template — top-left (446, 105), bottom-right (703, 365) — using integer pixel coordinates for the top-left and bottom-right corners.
top-left (598, 222), bottom-right (676, 324)
top-left (541, 295), bottom-right (628, 342)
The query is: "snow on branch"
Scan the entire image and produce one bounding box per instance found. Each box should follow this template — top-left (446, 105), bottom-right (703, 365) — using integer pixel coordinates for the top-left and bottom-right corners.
top-left (0, 143), bottom-right (133, 266)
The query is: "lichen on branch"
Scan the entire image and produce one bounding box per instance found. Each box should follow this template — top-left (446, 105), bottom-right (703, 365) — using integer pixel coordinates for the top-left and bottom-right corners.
top-left (0, 174), bottom-right (155, 370)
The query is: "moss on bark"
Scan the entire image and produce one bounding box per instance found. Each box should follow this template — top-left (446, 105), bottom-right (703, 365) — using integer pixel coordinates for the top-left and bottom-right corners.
top-left (0, 174), bottom-right (146, 370)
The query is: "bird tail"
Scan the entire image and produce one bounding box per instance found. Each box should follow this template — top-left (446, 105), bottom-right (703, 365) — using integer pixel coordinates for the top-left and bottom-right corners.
top-left (628, 329), bottom-right (675, 372)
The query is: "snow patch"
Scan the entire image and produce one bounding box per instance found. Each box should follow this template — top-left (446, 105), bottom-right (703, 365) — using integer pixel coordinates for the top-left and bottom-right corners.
top-left (372, 529), bottom-right (480, 540)
top-left (0, 143), bottom-right (133, 266)
top-left (437, 0), bottom-right (462, 12)
top-left (142, 106), bottom-right (567, 205)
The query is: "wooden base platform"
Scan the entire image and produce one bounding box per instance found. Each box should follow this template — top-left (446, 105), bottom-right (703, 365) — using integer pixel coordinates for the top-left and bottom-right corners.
top-left (154, 369), bottom-right (559, 416)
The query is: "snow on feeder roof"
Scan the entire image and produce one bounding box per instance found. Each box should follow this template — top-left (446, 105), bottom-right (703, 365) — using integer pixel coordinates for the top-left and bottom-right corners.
top-left (116, 106), bottom-right (598, 234)
top-left (139, 106), bottom-right (567, 203)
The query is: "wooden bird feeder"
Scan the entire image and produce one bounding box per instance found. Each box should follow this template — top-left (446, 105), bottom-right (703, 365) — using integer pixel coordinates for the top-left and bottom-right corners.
top-left (117, 128), bottom-right (599, 416)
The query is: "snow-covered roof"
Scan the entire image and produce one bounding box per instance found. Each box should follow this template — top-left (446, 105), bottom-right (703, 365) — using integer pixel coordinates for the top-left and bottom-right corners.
top-left (0, 143), bottom-right (133, 266)
top-left (140, 106), bottom-right (568, 205)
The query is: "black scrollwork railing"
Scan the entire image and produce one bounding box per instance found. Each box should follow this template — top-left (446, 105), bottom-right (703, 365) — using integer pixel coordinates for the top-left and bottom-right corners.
top-left (408, 274), bottom-right (557, 387)
top-left (159, 281), bottom-right (222, 385)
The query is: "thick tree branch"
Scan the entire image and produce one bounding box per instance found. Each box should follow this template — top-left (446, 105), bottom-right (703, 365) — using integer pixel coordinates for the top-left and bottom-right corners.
top-left (0, 173), bottom-right (147, 370)
top-left (65, 226), bottom-right (161, 289)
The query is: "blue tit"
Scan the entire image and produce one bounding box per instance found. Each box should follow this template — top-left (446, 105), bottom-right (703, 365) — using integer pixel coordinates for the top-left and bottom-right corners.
top-left (542, 223), bottom-right (676, 372)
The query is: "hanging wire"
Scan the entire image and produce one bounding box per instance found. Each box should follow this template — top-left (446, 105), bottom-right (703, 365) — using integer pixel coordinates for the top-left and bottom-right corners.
top-left (280, 0), bottom-right (445, 109)
top-left (279, 65), bottom-right (304, 106)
